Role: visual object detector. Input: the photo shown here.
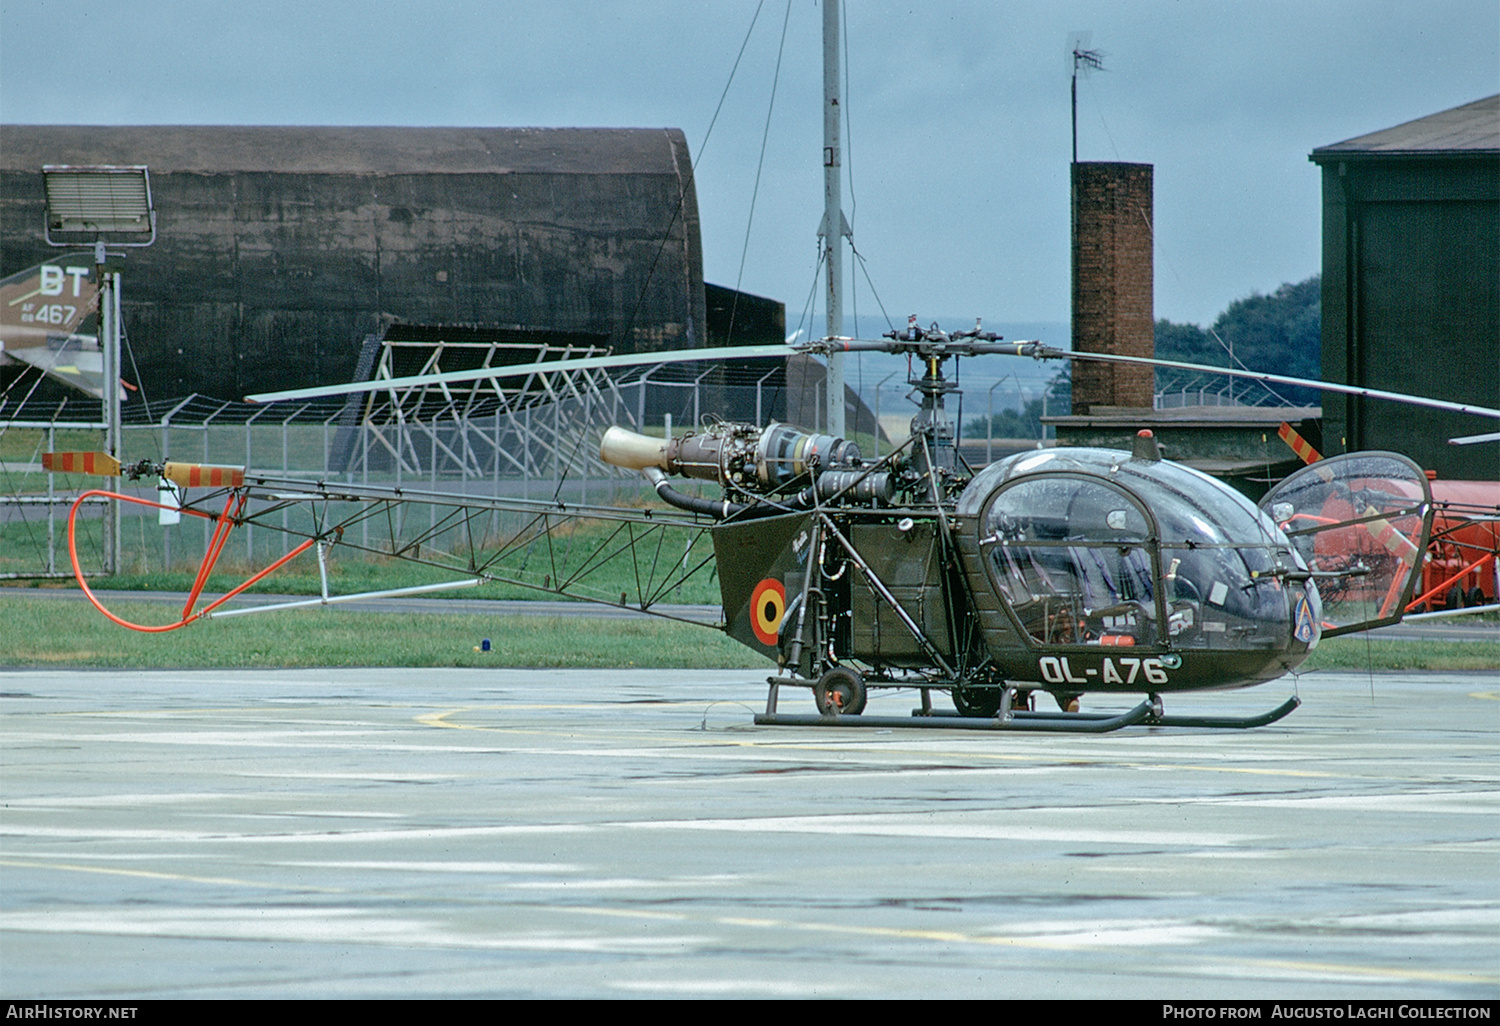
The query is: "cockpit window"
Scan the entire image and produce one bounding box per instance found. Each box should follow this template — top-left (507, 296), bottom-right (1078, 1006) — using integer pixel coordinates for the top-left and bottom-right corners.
top-left (984, 475), bottom-right (1150, 543)
top-left (1115, 465), bottom-right (1292, 648)
top-left (975, 463), bottom-right (1303, 652)
top-left (982, 476), bottom-right (1159, 647)
top-left (1121, 467), bottom-right (1276, 548)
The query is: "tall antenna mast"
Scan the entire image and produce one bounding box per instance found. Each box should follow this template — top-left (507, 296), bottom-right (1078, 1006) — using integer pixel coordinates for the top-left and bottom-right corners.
top-left (822, 0), bottom-right (849, 437)
top-left (1068, 32), bottom-right (1105, 165)
top-left (1068, 30), bottom-right (1105, 372)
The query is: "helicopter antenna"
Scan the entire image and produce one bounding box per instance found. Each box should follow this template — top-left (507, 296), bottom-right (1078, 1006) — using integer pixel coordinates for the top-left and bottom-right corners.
top-left (1068, 32), bottom-right (1106, 165)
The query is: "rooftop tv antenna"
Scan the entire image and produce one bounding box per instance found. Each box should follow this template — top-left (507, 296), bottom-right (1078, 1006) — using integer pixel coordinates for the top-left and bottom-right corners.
top-left (1068, 32), bottom-right (1106, 165)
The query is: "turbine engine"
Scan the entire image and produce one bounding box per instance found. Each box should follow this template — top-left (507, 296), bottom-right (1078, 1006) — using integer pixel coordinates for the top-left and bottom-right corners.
top-left (600, 422), bottom-right (857, 491)
top-left (600, 422), bottom-right (893, 512)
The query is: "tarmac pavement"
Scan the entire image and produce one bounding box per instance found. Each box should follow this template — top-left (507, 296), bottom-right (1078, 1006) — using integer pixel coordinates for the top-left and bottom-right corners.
top-left (1, 666), bottom-right (1496, 999)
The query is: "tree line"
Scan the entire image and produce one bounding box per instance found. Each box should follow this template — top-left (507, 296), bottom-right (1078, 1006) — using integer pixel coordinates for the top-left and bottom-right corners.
top-left (964, 274), bottom-right (1321, 439)
top-left (1154, 275), bottom-right (1321, 406)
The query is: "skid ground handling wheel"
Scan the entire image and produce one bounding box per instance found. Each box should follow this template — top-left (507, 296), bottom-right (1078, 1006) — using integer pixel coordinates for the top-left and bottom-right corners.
top-left (812, 667), bottom-right (867, 716)
top-left (755, 676), bottom-right (1303, 733)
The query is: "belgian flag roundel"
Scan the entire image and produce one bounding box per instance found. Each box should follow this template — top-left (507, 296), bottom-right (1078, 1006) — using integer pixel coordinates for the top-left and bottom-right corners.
top-left (750, 578), bottom-right (786, 646)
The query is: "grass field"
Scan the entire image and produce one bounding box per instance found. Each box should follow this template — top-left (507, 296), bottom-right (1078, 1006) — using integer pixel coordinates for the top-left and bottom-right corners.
top-left (1, 590), bottom-right (1492, 672)
top-left (0, 593), bottom-right (766, 670)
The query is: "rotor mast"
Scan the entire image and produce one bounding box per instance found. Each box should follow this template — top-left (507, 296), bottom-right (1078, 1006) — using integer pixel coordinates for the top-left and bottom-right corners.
top-left (822, 0), bottom-right (847, 437)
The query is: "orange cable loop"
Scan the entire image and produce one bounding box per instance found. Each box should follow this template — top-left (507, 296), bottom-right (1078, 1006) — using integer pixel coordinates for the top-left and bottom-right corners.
top-left (67, 487), bottom-right (314, 633)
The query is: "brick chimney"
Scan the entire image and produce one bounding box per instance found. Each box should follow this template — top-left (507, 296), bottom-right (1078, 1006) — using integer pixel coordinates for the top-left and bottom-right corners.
top-left (1071, 162), bottom-right (1154, 413)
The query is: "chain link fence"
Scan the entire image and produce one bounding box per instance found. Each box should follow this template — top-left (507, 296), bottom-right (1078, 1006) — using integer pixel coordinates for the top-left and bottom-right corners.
top-left (1, 363), bottom-right (1303, 581)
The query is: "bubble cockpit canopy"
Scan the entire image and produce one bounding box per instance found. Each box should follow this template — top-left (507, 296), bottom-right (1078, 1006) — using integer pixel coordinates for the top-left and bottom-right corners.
top-left (957, 448), bottom-right (1316, 653)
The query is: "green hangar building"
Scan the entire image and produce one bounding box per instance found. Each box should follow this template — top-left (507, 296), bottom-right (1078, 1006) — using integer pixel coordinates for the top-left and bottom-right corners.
top-left (1310, 95), bottom-right (1499, 480)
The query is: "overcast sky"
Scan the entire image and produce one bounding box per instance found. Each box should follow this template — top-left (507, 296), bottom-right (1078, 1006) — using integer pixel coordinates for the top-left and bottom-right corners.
top-left (3, 1), bottom-right (1495, 332)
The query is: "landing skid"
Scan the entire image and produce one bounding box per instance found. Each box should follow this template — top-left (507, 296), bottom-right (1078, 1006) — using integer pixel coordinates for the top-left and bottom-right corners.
top-left (1146, 695), bottom-right (1301, 729)
top-left (754, 677), bottom-right (1301, 733)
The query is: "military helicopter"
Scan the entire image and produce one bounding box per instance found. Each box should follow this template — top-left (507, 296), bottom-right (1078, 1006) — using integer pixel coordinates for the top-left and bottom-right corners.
top-left (41, 319), bottom-right (1496, 733)
top-left (587, 320), bottom-right (1468, 731)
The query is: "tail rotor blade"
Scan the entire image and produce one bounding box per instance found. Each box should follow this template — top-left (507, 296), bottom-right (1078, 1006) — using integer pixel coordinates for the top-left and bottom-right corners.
top-left (42, 451), bottom-right (121, 477)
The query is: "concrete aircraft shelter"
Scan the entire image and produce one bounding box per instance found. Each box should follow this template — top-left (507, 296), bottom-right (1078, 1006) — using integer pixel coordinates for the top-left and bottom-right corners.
top-left (0, 125), bottom-right (784, 405)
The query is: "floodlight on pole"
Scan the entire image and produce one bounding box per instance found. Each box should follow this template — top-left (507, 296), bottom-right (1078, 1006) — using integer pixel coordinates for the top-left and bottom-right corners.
top-left (42, 165), bottom-right (156, 252)
top-left (40, 164), bottom-right (155, 576)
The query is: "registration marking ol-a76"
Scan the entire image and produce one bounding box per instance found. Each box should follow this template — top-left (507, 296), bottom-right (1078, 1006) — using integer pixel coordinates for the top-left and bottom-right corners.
top-left (1039, 655), bottom-right (1170, 686)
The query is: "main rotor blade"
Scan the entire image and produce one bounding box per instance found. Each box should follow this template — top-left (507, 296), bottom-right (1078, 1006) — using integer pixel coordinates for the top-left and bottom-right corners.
top-left (1031, 346), bottom-right (1500, 421)
top-left (244, 329), bottom-right (1498, 423)
top-left (244, 344), bottom-right (794, 404)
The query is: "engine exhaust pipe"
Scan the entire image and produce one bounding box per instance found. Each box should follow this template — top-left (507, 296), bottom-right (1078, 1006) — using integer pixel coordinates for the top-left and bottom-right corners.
top-left (599, 426), bottom-right (672, 472)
